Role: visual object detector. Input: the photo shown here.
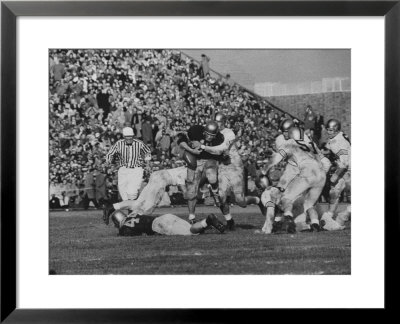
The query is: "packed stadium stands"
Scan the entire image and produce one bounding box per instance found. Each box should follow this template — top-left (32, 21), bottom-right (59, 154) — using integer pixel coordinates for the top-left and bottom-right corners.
top-left (49, 49), bottom-right (343, 209)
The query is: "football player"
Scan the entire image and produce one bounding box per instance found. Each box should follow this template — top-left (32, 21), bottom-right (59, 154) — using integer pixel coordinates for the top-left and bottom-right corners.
top-left (254, 173), bottom-right (283, 234)
top-left (103, 165), bottom-right (188, 224)
top-left (264, 126), bottom-right (327, 233)
top-left (110, 210), bottom-right (225, 236)
top-left (272, 119), bottom-right (332, 231)
top-left (177, 121), bottom-right (225, 223)
top-left (199, 112), bottom-right (261, 230)
top-left (320, 119), bottom-right (351, 230)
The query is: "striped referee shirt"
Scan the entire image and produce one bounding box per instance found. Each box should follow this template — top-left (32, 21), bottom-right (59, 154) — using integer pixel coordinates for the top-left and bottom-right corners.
top-left (106, 139), bottom-right (151, 168)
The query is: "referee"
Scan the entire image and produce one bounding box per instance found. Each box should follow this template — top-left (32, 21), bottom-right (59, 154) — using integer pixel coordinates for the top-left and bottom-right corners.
top-left (106, 127), bottom-right (151, 202)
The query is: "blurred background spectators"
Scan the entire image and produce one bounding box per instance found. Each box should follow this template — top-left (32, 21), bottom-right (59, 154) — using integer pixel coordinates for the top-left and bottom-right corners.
top-left (49, 49), bottom-right (344, 210)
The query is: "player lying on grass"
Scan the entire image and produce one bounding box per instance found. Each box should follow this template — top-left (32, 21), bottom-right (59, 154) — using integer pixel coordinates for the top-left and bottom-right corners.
top-left (110, 210), bottom-right (225, 236)
top-left (103, 165), bottom-right (188, 224)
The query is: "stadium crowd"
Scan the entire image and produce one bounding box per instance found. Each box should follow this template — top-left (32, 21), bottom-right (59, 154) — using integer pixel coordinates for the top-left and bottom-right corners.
top-left (48, 49), bottom-right (338, 210)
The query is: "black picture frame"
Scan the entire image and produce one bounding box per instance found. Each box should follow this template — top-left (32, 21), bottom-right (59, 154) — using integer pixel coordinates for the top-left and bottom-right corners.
top-left (1, 1), bottom-right (399, 322)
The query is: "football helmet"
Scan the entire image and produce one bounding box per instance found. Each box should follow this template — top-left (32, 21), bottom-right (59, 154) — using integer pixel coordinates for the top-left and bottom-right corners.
top-left (288, 126), bottom-right (304, 140)
top-left (326, 119), bottom-right (341, 139)
top-left (111, 210), bottom-right (127, 228)
top-left (257, 175), bottom-right (270, 189)
top-left (279, 119), bottom-right (294, 139)
top-left (204, 121), bottom-right (219, 141)
top-left (215, 112), bottom-right (226, 123)
top-left (279, 119), bottom-right (294, 133)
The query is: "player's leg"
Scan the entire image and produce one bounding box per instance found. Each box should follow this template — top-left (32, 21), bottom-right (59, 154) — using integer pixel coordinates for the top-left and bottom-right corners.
top-left (278, 164), bottom-right (300, 191)
top-left (186, 160), bottom-right (205, 222)
top-left (190, 214), bottom-right (225, 234)
top-left (131, 171), bottom-right (171, 215)
top-left (336, 172), bottom-right (351, 227)
top-left (204, 160), bottom-right (219, 197)
top-left (274, 164), bottom-right (299, 226)
top-left (321, 175), bottom-right (347, 230)
top-left (280, 175), bottom-right (311, 233)
top-left (126, 167), bottom-right (144, 200)
top-left (152, 214), bottom-right (193, 235)
top-left (294, 212), bottom-right (311, 232)
top-left (298, 167), bottom-right (326, 231)
top-left (303, 187), bottom-right (323, 232)
top-left (117, 167), bottom-right (129, 201)
top-left (255, 188), bottom-right (278, 234)
top-left (217, 171), bottom-right (235, 230)
top-left (230, 167), bottom-right (247, 208)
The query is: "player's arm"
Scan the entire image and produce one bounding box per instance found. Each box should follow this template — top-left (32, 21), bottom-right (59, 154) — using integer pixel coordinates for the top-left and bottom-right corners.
top-left (105, 141), bottom-right (119, 164)
top-left (178, 133), bottom-right (202, 155)
top-left (201, 140), bottom-right (230, 155)
top-left (331, 148), bottom-right (350, 185)
top-left (140, 142), bottom-right (152, 162)
top-left (140, 142), bottom-right (152, 172)
top-left (265, 151), bottom-right (284, 172)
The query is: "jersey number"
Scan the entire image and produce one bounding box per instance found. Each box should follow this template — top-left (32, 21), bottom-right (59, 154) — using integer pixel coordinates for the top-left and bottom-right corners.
top-left (295, 140), bottom-right (318, 154)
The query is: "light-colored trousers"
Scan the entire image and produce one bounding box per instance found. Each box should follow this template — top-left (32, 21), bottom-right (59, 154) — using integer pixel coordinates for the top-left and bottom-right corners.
top-left (118, 166), bottom-right (144, 201)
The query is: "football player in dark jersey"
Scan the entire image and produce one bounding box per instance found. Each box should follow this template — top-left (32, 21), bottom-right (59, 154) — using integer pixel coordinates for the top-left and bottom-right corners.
top-left (110, 210), bottom-right (225, 236)
top-left (177, 121), bottom-right (225, 223)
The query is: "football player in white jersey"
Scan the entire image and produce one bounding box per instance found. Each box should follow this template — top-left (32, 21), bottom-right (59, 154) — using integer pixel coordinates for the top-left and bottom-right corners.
top-left (264, 126), bottom-right (327, 233)
top-left (199, 112), bottom-right (263, 230)
top-left (255, 173), bottom-right (284, 234)
top-left (103, 166), bottom-right (188, 224)
top-left (320, 119), bottom-right (351, 230)
top-left (272, 119), bottom-right (332, 231)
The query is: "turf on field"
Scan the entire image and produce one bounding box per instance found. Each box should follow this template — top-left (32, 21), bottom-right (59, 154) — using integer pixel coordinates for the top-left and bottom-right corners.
top-left (49, 205), bottom-right (350, 275)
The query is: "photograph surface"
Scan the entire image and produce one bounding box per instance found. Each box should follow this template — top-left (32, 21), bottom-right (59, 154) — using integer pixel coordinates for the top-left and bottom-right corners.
top-left (49, 49), bottom-right (351, 275)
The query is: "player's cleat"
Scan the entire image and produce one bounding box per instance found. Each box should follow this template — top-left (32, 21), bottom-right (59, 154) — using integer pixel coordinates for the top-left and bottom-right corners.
top-left (226, 219), bottom-right (235, 231)
top-left (103, 203), bottom-right (115, 225)
top-left (271, 220), bottom-right (283, 233)
top-left (284, 216), bottom-right (296, 234)
top-left (310, 223), bottom-right (321, 232)
top-left (206, 214), bottom-right (225, 233)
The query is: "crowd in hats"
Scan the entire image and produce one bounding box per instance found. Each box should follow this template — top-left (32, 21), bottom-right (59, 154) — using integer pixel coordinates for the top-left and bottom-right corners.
top-left (49, 49), bottom-right (290, 208)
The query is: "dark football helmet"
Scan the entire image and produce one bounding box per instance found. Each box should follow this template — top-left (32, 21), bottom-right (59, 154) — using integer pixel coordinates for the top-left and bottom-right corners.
top-left (204, 121), bottom-right (219, 141)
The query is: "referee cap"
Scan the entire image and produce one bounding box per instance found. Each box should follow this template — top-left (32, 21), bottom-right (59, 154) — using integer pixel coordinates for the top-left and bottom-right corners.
top-left (122, 127), bottom-right (134, 137)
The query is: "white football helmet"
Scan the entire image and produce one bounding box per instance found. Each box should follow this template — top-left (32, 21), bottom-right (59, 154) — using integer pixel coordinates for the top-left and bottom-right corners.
top-left (326, 119), bottom-right (341, 139)
top-left (111, 210), bottom-right (127, 228)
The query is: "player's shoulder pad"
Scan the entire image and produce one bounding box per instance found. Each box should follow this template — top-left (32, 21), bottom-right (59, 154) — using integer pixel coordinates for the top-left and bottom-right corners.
top-left (224, 128), bottom-right (236, 141)
top-left (341, 133), bottom-right (351, 145)
top-left (275, 134), bottom-right (285, 145)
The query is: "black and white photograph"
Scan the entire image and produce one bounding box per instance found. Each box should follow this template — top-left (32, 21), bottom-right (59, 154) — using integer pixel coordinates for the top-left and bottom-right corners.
top-left (49, 49), bottom-right (351, 275)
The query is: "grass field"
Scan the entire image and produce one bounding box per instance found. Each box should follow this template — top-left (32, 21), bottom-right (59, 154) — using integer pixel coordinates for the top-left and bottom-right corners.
top-left (49, 205), bottom-right (350, 275)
